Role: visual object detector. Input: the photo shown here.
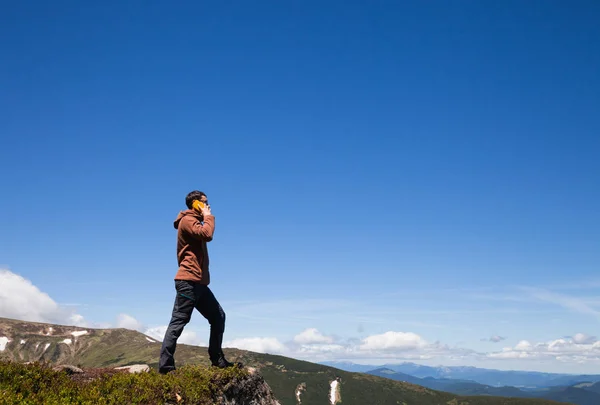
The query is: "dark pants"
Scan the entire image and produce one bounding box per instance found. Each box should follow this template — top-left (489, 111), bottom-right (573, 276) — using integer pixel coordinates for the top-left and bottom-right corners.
top-left (159, 280), bottom-right (226, 373)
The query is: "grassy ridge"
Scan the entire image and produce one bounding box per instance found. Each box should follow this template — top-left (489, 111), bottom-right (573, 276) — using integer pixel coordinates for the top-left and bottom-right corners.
top-left (0, 361), bottom-right (248, 405)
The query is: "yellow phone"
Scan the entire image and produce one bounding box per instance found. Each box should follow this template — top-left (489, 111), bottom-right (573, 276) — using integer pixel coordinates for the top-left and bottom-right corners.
top-left (192, 200), bottom-right (206, 212)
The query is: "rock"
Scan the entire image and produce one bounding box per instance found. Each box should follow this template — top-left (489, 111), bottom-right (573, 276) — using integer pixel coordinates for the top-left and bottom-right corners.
top-left (114, 364), bottom-right (150, 373)
top-left (218, 369), bottom-right (281, 405)
top-left (53, 365), bottom-right (83, 374)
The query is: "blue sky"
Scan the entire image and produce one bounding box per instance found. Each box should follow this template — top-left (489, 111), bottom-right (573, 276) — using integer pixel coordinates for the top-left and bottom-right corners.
top-left (1, 1), bottom-right (599, 373)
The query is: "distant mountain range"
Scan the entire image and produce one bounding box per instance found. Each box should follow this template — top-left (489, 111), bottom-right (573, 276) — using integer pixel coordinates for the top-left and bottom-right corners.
top-left (321, 361), bottom-right (600, 388)
top-left (321, 361), bottom-right (600, 405)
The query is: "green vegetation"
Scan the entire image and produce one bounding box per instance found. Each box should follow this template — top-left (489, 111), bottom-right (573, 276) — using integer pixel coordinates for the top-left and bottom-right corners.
top-left (0, 361), bottom-right (248, 405)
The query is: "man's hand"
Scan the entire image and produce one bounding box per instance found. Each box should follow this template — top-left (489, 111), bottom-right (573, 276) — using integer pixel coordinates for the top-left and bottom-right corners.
top-left (201, 204), bottom-right (212, 217)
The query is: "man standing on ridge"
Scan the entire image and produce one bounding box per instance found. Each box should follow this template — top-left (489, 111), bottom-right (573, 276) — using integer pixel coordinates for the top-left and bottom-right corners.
top-left (159, 190), bottom-right (240, 374)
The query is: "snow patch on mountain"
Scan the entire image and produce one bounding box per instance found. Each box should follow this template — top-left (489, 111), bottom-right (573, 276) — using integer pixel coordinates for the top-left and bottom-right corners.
top-left (329, 379), bottom-right (340, 404)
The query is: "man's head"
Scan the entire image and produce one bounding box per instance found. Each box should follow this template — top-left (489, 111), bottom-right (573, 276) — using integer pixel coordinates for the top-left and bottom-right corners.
top-left (186, 190), bottom-right (208, 209)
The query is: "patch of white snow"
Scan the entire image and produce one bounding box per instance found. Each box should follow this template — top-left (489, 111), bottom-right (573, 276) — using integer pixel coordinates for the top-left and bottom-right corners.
top-left (62, 339), bottom-right (72, 345)
top-left (0, 337), bottom-right (10, 351)
top-left (71, 330), bottom-right (88, 337)
top-left (43, 343), bottom-right (50, 352)
top-left (20, 339), bottom-right (26, 344)
top-left (145, 337), bottom-right (156, 343)
top-left (329, 380), bottom-right (339, 405)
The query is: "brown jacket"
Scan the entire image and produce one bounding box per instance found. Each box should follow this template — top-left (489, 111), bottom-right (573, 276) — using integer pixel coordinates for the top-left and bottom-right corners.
top-left (173, 210), bottom-right (215, 284)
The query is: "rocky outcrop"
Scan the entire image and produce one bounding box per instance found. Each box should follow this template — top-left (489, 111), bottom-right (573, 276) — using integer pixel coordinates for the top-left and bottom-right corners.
top-left (218, 367), bottom-right (280, 405)
top-left (114, 364), bottom-right (150, 373)
top-left (52, 364), bottom-right (83, 374)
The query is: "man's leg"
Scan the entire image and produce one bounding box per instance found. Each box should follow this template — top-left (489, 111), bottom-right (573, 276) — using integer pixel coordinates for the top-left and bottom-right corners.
top-left (194, 285), bottom-right (229, 365)
top-left (159, 281), bottom-right (196, 374)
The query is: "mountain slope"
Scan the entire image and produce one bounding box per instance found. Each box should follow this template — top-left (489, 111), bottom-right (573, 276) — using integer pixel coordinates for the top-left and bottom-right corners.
top-left (0, 317), bottom-right (569, 405)
top-left (578, 380), bottom-right (600, 394)
top-left (539, 387), bottom-right (600, 405)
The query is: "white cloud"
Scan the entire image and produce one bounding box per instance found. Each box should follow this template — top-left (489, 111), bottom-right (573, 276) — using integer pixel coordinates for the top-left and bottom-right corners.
top-left (116, 314), bottom-right (143, 331)
top-left (224, 337), bottom-right (286, 354)
top-left (69, 314), bottom-right (87, 327)
top-left (144, 326), bottom-right (206, 346)
top-left (573, 333), bottom-right (597, 345)
top-left (488, 350), bottom-right (533, 359)
top-left (0, 269), bottom-right (85, 325)
top-left (294, 328), bottom-right (334, 345)
top-left (178, 331), bottom-right (206, 346)
top-left (359, 331), bottom-right (427, 351)
top-left (298, 344), bottom-right (347, 355)
top-left (0, 271), bottom-right (168, 336)
top-left (515, 340), bottom-right (532, 351)
top-left (246, 329), bottom-right (473, 363)
top-left (488, 335), bottom-right (600, 362)
top-left (144, 326), bottom-right (167, 342)
top-left (548, 339), bottom-right (569, 352)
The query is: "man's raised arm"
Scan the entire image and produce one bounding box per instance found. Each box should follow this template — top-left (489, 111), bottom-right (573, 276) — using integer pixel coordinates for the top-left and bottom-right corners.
top-left (189, 215), bottom-right (214, 241)
top-left (185, 204), bottom-right (214, 241)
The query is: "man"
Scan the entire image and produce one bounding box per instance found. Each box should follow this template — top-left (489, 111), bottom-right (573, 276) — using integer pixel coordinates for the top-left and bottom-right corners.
top-left (159, 190), bottom-right (240, 374)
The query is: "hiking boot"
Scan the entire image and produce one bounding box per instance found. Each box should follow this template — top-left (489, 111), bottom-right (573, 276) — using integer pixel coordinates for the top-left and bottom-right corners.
top-left (211, 356), bottom-right (243, 369)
